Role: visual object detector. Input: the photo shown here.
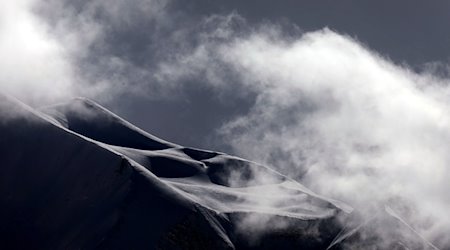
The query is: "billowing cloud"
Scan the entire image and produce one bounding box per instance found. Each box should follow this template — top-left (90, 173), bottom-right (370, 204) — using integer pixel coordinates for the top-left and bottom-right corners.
top-left (215, 27), bottom-right (450, 248)
top-left (155, 16), bottom-right (450, 247)
top-left (3, 1), bottom-right (450, 247)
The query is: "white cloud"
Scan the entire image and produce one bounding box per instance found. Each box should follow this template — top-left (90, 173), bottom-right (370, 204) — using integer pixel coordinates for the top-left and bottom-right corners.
top-left (154, 17), bottom-right (450, 246)
top-left (3, 1), bottom-right (450, 246)
top-left (0, 0), bottom-right (77, 104)
top-left (212, 28), bottom-right (450, 247)
top-left (0, 0), bottom-right (171, 105)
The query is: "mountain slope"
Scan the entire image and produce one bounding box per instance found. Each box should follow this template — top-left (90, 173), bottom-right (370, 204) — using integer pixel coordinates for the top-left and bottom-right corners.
top-left (0, 95), bottom-right (438, 249)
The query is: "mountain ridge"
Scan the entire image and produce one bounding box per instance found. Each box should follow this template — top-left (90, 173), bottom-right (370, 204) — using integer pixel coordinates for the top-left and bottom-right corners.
top-left (0, 94), bottom-right (438, 249)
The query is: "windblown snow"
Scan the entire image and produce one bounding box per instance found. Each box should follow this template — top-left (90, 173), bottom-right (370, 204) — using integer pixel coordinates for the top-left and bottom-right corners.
top-left (0, 94), bottom-right (439, 249)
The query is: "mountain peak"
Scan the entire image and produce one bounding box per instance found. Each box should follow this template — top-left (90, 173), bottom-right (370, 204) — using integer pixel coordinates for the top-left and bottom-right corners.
top-left (0, 96), bottom-right (438, 249)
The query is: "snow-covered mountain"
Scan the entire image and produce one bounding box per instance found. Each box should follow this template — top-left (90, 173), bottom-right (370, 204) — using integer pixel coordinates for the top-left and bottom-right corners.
top-left (0, 94), bottom-right (438, 249)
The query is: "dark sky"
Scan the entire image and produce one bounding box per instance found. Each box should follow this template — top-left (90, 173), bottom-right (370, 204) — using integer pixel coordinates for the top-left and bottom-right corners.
top-left (94, 0), bottom-right (450, 152)
top-left (179, 0), bottom-right (450, 66)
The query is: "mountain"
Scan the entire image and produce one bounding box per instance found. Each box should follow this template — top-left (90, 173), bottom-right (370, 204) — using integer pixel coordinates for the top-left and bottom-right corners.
top-left (0, 94), bottom-right (438, 249)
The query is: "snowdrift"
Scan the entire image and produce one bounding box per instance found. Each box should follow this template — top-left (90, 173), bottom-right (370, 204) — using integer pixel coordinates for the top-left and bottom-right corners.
top-left (0, 95), bottom-right (438, 249)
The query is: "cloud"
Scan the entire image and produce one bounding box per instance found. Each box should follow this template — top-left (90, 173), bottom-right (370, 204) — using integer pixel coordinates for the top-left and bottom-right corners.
top-left (0, 0), bottom-right (173, 105)
top-left (3, 1), bottom-right (450, 247)
top-left (0, 0), bottom-right (77, 104)
top-left (38, 0), bottom-right (185, 100)
top-left (153, 15), bottom-right (450, 246)
top-left (213, 27), bottom-right (450, 248)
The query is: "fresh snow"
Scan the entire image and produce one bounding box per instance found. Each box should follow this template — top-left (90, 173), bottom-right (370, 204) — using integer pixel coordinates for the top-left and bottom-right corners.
top-left (0, 94), bottom-right (439, 249)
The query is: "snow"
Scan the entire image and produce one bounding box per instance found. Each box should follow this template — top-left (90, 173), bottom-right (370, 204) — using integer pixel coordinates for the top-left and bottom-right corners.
top-left (0, 94), bottom-right (439, 249)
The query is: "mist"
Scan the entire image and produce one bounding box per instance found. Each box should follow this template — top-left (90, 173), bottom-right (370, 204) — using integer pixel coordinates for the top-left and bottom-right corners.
top-left (2, 1), bottom-right (450, 248)
top-left (215, 27), bottom-right (450, 248)
top-left (157, 15), bottom-right (450, 247)
top-left (0, 0), bottom-right (173, 105)
top-left (0, 0), bottom-right (77, 104)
